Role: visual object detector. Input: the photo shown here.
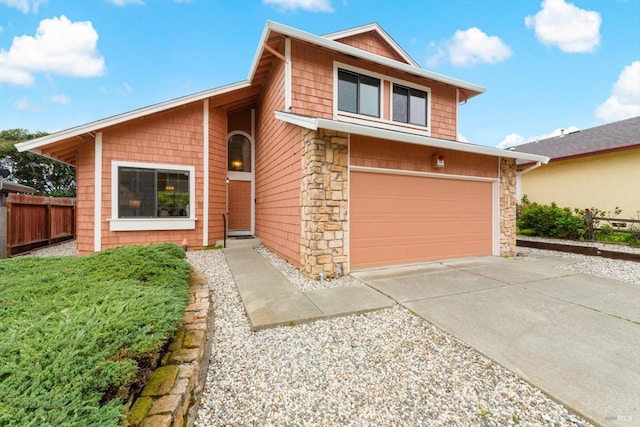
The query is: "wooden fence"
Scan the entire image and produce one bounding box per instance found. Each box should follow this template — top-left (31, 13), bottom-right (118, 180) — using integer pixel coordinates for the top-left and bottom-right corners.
top-left (0, 194), bottom-right (76, 258)
top-left (585, 209), bottom-right (640, 241)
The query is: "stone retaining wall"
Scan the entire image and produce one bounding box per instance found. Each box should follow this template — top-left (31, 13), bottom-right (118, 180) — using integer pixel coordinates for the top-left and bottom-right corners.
top-left (126, 269), bottom-right (213, 427)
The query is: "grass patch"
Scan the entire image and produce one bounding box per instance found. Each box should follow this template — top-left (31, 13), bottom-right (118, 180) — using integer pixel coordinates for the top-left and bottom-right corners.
top-left (0, 243), bottom-right (191, 426)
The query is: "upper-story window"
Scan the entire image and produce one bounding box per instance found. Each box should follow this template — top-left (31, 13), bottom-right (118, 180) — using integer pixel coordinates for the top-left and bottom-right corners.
top-left (392, 84), bottom-right (428, 127)
top-left (337, 69), bottom-right (380, 118)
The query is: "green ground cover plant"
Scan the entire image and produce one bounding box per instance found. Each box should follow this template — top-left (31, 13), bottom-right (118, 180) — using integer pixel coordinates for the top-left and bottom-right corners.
top-left (0, 244), bottom-right (191, 426)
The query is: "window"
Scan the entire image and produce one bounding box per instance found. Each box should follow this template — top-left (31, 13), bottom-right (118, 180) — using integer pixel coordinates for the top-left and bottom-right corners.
top-left (338, 69), bottom-right (380, 118)
top-left (393, 84), bottom-right (428, 127)
top-left (118, 167), bottom-right (190, 218)
top-left (228, 134), bottom-right (251, 172)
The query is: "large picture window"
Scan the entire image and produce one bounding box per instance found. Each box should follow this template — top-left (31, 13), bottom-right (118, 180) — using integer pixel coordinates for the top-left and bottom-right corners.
top-left (393, 84), bottom-right (428, 127)
top-left (337, 69), bottom-right (380, 118)
top-left (118, 167), bottom-right (190, 218)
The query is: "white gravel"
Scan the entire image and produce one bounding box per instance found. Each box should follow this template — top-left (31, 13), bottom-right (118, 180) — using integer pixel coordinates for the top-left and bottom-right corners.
top-left (190, 247), bottom-right (593, 427)
top-left (516, 237), bottom-right (640, 286)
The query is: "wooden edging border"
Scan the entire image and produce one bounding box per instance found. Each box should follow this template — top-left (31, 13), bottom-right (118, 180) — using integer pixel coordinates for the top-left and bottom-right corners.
top-left (126, 268), bottom-right (214, 427)
top-left (517, 239), bottom-right (640, 262)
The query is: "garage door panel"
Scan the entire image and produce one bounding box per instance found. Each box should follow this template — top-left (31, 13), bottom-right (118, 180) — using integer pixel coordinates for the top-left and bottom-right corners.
top-left (351, 171), bottom-right (493, 269)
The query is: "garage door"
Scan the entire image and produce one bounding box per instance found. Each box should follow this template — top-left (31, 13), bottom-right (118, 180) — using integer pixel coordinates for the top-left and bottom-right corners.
top-left (350, 171), bottom-right (494, 270)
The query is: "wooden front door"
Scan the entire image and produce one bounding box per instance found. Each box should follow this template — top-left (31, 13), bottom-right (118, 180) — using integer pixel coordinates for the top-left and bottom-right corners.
top-left (228, 180), bottom-right (251, 232)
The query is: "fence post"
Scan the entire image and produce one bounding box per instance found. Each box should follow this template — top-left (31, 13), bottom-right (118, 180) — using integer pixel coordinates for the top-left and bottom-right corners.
top-left (0, 206), bottom-right (6, 259)
top-left (585, 208), bottom-right (594, 241)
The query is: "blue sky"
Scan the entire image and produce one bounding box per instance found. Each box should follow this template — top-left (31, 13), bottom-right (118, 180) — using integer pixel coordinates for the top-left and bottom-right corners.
top-left (0, 0), bottom-right (638, 148)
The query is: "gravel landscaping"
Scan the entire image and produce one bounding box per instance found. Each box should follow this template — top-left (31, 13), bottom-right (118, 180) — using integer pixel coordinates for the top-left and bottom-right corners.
top-left (28, 240), bottom-right (640, 425)
top-left (190, 245), bottom-right (599, 427)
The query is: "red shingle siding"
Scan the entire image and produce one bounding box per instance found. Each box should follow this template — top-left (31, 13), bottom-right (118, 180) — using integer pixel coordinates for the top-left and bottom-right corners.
top-left (99, 103), bottom-right (206, 251)
top-left (430, 83), bottom-right (458, 140)
top-left (290, 41), bottom-right (459, 139)
top-left (76, 142), bottom-right (95, 255)
top-left (350, 135), bottom-right (498, 178)
top-left (256, 59), bottom-right (302, 266)
top-left (209, 106), bottom-right (228, 244)
top-left (334, 31), bottom-right (408, 63)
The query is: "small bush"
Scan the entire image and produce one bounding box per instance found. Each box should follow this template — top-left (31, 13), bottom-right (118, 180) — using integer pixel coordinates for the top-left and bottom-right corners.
top-left (517, 201), bottom-right (587, 240)
top-left (0, 243), bottom-right (191, 426)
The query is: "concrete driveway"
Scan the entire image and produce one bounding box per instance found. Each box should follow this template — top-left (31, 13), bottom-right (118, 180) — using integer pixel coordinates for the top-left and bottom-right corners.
top-left (352, 255), bottom-right (640, 427)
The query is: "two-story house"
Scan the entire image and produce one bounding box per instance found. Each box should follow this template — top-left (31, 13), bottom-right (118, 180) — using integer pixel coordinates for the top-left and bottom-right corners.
top-left (17, 21), bottom-right (547, 278)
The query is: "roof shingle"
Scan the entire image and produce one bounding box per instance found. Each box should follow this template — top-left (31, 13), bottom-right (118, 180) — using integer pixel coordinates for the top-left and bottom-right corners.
top-left (513, 116), bottom-right (640, 161)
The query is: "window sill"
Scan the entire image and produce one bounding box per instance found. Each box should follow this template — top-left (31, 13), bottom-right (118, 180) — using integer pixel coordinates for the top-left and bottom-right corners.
top-left (336, 112), bottom-right (430, 136)
top-left (109, 218), bottom-right (197, 231)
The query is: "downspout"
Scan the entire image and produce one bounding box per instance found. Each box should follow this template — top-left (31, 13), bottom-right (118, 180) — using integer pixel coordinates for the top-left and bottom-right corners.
top-left (515, 161), bottom-right (542, 202)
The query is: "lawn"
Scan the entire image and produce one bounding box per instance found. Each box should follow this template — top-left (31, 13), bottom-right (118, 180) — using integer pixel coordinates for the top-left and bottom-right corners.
top-left (0, 243), bottom-right (191, 427)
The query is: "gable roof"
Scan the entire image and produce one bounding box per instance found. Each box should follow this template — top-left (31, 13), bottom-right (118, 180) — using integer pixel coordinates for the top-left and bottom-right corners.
top-left (18, 20), bottom-right (485, 163)
top-left (513, 116), bottom-right (640, 163)
top-left (322, 23), bottom-right (419, 67)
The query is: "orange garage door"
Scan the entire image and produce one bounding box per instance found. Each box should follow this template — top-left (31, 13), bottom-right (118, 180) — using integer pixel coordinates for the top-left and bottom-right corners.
top-left (350, 171), bottom-right (494, 270)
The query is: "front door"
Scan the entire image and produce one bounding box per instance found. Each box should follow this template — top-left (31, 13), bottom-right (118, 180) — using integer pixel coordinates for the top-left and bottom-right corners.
top-left (227, 133), bottom-right (254, 236)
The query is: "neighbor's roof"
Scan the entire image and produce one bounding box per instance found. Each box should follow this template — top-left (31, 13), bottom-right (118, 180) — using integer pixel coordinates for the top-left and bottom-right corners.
top-left (275, 111), bottom-right (549, 164)
top-left (513, 116), bottom-right (640, 163)
top-left (17, 20), bottom-right (485, 163)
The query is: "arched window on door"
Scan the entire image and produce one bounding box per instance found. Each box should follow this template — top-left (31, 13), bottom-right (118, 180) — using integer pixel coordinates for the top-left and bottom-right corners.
top-left (228, 134), bottom-right (252, 172)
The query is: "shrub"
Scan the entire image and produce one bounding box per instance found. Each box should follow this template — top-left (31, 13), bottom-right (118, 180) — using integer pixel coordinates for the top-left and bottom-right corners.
top-left (0, 243), bottom-right (191, 426)
top-left (517, 201), bottom-right (587, 240)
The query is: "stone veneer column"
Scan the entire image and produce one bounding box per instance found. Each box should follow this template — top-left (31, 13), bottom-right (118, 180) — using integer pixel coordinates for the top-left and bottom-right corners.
top-left (499, 157), bottom-right (517, 257)
top-left (300, 129), bottom-right (349, 279)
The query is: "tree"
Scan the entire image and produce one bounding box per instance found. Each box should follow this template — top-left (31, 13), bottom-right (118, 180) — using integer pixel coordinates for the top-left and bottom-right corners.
top-left (0, 129), bottom-right (76, 197)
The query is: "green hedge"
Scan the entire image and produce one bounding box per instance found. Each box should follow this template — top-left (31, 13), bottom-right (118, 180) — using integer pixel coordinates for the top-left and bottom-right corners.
top-left (0, 244), bottom-right (191, 426)
top-left (517, 201), bottom-right (587, 240)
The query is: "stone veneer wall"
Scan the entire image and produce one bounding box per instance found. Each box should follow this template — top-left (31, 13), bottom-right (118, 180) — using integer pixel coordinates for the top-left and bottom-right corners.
top-left (300, 129), bottom-right (349, 279)
top-left (499, 157), bottom-right (517, 257)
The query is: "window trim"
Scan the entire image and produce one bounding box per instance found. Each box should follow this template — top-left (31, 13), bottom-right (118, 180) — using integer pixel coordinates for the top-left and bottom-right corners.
top-left (333, 62), bottom-right (431, 136)
top-left (110, 160), bottom-right (196, 231)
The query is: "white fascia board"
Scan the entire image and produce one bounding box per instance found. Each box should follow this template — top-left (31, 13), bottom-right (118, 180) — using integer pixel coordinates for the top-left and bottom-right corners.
top-left (16, 81), bottom-right (251, 153)
top-left (274, 111), bottom-right (549, 164)
top-left (263, 21), bottom-right (485, 96)
top-left (322, 23), bottom-right (419, 67)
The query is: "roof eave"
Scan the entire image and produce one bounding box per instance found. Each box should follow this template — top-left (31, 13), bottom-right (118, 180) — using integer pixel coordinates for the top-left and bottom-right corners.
top-left (263, 21), bottom-right (485, 97)
top-left (16, 80), bottom-right (251, 153)
top-left (275, 111), bottom-right (548, 164)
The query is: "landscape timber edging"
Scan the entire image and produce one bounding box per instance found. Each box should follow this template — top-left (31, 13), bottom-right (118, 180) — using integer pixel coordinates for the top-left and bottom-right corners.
top-left (126, 268), bottom-right (214, 427)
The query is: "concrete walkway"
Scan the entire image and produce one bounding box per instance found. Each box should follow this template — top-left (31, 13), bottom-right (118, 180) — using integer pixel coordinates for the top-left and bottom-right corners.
top-left (223, 238), bottom-right (393, 331)
top-left (352, 256), bottom-right (640, 427)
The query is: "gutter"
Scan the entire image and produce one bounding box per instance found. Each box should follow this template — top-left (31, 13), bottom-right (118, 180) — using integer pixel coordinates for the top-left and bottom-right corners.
top-left (274, 111), bottom-right (550, 164)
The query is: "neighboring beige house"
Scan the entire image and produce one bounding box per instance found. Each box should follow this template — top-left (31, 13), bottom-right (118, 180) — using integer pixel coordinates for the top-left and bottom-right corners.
top-left (17, 21), bottom-right (546, 278)
top-left (513, 116), bottom-right (640, 216)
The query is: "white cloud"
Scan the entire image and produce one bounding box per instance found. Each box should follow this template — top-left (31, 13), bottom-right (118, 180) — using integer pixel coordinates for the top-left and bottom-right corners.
top-left (123, 82), bottom-right (132, 92)
top-left (105, 0), bottom-right (143, 5)
top-left (263, 0), bottom-right (333, 12)
top-left (595, 61), bottom-right (640, 122)
top-left (50, 94), bottom-right (70, 104)
top-left (15, 97), bottom-right (31, 110)
top-left (497, 126), bottom-right (579, 149)
top-left (0, 0), bottom-right (47, 13)
top-left (525, 0), bottom-right (601, 53)
top-left (457, 133), bottom-right (469, 143)
top-left (0, 15), bottom-right (105, 86)
top-left (427, 27), bottom-right (511, 67)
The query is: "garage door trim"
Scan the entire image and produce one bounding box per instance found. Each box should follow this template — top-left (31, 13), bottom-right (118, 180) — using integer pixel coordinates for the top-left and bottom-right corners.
top-left (350, 165), bottom-right (498, 183)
